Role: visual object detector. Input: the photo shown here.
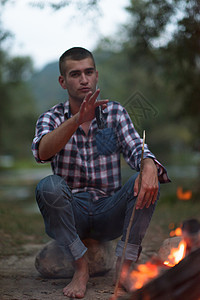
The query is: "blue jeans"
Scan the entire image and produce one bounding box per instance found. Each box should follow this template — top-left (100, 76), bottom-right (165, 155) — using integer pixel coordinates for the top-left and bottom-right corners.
top-left (35, 174), bottom-right (159, 261)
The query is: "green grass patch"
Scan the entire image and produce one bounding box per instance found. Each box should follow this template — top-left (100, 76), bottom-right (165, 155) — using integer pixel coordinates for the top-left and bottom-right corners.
top-left (0, 198), bottom-right (49, 257)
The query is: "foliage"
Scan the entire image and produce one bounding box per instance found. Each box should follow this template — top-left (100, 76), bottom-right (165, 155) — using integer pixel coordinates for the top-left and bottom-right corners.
top-left (124, 0), bottom-right (175, 54)
top-left (1, 0), bottom-right (100, 12)
top-left (124, 0), bottom-right (200, 149)
top-left (162, 0), bottom-right (200, 142)
top-left (0, 27), bottom-right (37, 158)
top-left (0, 0), bottom-right (9, 5)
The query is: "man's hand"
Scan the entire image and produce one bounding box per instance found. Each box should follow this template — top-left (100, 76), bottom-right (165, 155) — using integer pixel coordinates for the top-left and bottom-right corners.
top-left (75, 89), bottom-right (108, 125)
top-left (134, 158), bottom-right (159, 209)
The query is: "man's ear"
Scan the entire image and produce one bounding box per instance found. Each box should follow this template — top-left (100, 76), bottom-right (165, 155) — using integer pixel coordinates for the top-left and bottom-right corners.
top-left (58, 75), bottom-right (67, 89)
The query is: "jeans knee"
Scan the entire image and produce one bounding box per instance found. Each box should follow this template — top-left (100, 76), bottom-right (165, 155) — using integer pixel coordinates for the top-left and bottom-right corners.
top-left (124, 173), bottom-right (139, 198)
top-left (36, 175), bottom-right (72, 208)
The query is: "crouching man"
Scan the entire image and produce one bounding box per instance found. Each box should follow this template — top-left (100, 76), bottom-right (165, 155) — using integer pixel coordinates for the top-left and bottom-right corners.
top-left (32, 47), bottom-right (170, 298)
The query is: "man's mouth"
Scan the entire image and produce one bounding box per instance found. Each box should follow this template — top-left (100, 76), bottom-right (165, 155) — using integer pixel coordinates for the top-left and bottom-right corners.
top-left (79, 87), bottom-right (91, 93)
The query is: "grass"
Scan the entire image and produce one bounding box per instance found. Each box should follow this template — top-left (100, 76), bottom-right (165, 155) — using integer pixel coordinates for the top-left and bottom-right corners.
top-left (0, 198), bottom-right (49, 257)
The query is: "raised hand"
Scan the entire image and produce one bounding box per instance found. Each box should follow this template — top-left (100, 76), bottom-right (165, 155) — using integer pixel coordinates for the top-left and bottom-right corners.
top-left (76, 89), bottom-right (108, 125)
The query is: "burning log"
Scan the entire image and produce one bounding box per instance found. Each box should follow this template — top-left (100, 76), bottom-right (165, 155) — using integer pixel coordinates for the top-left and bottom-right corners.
top-left (119, 247), bottom-right (200, 300)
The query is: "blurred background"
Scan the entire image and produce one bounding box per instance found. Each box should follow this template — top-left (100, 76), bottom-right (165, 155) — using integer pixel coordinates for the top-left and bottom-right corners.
top-left (0, 0), bottom-right (199, 256)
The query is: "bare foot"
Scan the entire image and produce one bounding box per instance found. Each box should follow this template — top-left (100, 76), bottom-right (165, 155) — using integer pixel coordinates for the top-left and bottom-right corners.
top-left (63, 256), bottom-right (89, 298)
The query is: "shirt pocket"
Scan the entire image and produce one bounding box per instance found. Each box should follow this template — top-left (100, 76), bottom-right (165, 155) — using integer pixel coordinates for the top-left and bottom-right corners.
top-left (95, 128), bottom-right (118, 155)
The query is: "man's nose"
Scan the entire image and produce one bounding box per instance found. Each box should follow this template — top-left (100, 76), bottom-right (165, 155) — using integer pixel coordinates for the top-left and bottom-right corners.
top-left (80, 73), bottom-right (88, 84)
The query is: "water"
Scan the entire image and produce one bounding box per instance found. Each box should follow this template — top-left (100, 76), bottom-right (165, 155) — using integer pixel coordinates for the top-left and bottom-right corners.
top-left (0, 167), bottom-right (52, 213)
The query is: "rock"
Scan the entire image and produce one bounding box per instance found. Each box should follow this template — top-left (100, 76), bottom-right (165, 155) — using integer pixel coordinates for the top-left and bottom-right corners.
top-left (35, 239), bottom-right (116, 278)
top-left (158, 236), bottom-right (182, 261)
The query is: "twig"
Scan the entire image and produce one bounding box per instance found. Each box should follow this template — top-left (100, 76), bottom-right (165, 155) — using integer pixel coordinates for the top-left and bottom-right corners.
top-left (111, 130), bottom-right (146, 300)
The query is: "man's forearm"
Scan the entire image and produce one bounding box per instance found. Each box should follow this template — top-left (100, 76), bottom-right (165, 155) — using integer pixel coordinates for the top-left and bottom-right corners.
top-left (38, 114), bottom-right (79, 161)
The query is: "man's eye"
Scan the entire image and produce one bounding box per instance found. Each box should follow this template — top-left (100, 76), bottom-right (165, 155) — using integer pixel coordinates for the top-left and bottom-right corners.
top-left (86, 70), bottom-right (93, 75)
top-left (71, 73), bottom-right (79, 77)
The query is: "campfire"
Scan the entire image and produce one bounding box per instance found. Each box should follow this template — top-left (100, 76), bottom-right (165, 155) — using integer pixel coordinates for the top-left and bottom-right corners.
top-left (118, 219), bottom-right (200, 300)
top-left (128, 227), bottom-right (186, 291)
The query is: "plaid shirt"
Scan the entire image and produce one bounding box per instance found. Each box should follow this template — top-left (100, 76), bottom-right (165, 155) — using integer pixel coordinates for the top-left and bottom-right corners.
top-left (32, 100), bottom-right (170, 201)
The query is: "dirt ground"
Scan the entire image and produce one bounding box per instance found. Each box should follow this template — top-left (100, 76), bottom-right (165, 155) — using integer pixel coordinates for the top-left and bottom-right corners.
top-left (0, 225), bottom-right (165, 300)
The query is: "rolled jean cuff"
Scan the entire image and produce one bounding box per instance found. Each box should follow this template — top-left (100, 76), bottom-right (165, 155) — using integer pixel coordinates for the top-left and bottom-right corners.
top-left (115, 241), bottom-right (141, 262)
top-left (63, 237), bottom-right (88, 261)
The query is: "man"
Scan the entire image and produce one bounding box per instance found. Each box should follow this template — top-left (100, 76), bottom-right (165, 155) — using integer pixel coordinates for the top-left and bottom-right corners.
top-left (32, 47), bottom-right (170, 298)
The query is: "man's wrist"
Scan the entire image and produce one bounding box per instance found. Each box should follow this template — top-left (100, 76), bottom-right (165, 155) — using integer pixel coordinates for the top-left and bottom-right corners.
top-left (143, 157), bottom-right (156, 165)
top-left (73, 113), bottom-right (81, 126)
top-left (143, 158), bottom-right (157, 171)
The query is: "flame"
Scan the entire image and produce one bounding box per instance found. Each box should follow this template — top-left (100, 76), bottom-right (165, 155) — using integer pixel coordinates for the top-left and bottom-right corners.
top-left (163, 240), bottom-right (186, 267)
top-left (130, 262), bottom-right (159, 290)
top-left (130, 228), bottom-right (187, 291)
top-left (176, 186), bottom-right (192, 200)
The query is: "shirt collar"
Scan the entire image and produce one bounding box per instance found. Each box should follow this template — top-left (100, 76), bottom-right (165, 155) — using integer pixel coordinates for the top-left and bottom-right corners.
top-left (64, 100), bottom-right (71, 119)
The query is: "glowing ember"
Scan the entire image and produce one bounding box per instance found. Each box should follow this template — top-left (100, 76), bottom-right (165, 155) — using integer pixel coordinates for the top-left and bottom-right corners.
top-left (170, 227), bottom-right (182, 237)
top-left (169, 222), bottom-right (175, 230)
top-left (176, 186), bottom-right (192, 200)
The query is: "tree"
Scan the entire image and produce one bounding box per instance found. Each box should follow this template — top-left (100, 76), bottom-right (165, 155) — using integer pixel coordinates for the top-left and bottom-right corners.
top-left (122, 0), bottom-right (200, 195)
top-left (1, 0), bottom-right (100, 11)
top-left (0, 3), bottom-right (37, 159)
top-left (122, 0), bottom-right (200, 151)
top-left (163, 0), bottom-right (200, 142)
top-left (29, 0), bottom-right (99, 10)
top-left (0, 49), bottom-right (37, 158)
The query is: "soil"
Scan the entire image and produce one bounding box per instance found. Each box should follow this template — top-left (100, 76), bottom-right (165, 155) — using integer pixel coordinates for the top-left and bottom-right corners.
top-left (0, 225), bottom-right (165, 300)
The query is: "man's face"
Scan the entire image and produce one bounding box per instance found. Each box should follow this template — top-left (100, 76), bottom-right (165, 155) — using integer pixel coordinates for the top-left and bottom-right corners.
top-left (59, 58), bottom-right (98, 103)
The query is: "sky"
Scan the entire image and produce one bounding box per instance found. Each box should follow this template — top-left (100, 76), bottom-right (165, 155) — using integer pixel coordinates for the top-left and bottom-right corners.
top-left (2, 0), bottom-right (129, 70)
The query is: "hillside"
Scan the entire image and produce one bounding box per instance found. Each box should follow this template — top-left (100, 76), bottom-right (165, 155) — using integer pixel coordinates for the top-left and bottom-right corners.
top-left (30, 62), bottom-right (66, 113)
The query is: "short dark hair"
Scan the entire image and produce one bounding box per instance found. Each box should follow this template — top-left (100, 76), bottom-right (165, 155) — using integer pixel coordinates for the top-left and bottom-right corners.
top-left (59, 47), bottom-right (96, 76)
